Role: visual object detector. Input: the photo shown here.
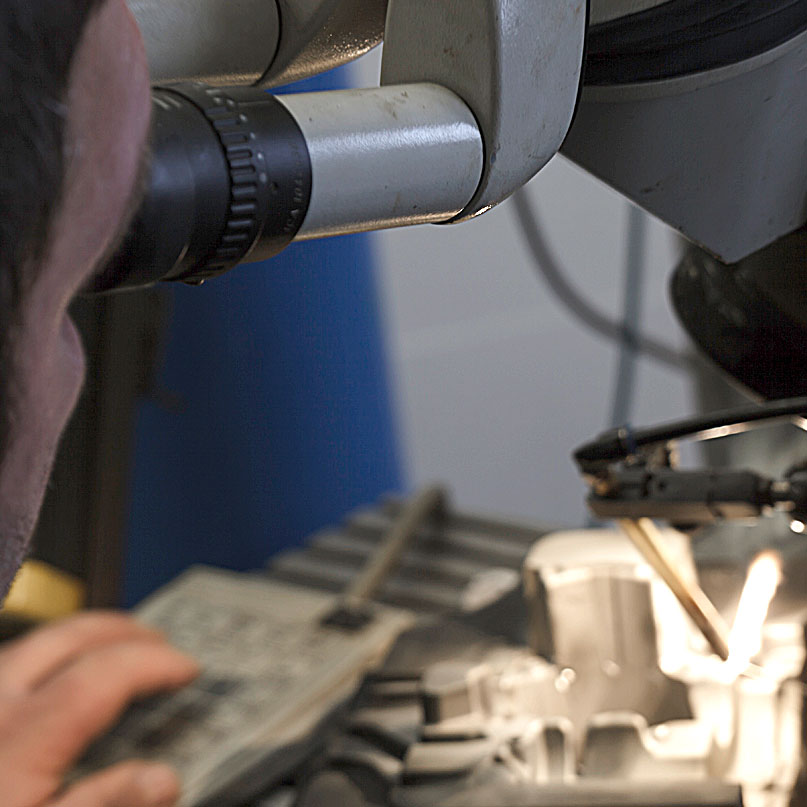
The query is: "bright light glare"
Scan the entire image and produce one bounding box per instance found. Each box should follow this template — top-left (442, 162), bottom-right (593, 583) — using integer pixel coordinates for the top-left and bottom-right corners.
top-left (723, 552), bottom-right (782, 680)
top-left (791, 519), bottom-right (806, 535)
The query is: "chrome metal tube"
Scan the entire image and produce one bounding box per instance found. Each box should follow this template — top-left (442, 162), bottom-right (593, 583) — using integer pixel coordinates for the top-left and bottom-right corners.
top-left (278, 84), bottom-right (484, 239)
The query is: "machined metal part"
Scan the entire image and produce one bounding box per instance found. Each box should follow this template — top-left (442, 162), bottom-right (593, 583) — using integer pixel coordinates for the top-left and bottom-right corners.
top-left (278, 515), bottom-right (807, 807)
top-left (420, 781), bottom-right (743, 807)
top-left (420, 660), bottom-right (493, 729)
top-left (581, 712), bottom-right (712, 779)
top-left (266, 495), bottom-right (548, 615)
top-left (348, 527), bottom-right (800, 807)
top-left (278, 84), bottom-right (484, 238)
top-left (323, 485), bottom-right (446, 628)
top-left (523, 528), bottom-right (697, 744)
top-left (207, 505), bottom-right (806, 806)
top-left (339, 486), bottom-right (446, 612)
top-left (380, 0), bottom-right (587, 220)
top-left (562, 28), bottom-right (807, 262)
top-left (524, 528), bottom-right (697, 667)
top-left (127, 0), bottom-right (281, 85)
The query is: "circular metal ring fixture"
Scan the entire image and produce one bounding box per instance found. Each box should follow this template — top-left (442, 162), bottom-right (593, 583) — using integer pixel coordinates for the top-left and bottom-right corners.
top-left (584, 0), bottom-right (807, 84)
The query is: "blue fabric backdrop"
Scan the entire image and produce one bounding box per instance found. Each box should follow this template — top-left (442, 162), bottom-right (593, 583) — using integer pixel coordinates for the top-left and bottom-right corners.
top-left (123, 68), bottom-right (403, 606)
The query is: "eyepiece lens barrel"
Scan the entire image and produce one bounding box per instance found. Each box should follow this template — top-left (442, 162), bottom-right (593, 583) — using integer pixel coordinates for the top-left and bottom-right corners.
top-left (89, 83), bottom-right (312, 293)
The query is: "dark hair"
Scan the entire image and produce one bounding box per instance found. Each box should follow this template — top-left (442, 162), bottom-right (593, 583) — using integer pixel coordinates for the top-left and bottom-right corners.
top-left (0, 0), bottom-right (103, 447)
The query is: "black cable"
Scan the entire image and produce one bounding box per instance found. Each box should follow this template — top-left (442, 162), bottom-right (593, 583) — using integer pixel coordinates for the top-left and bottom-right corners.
top-left (609, 204), bottom-right (647, 427)
top-left (511, 187), bottom-right (691, 373)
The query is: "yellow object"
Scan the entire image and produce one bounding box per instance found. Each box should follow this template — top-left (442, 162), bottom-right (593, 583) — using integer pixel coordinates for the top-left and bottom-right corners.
top-left (2, 560), bottom-right (86, 622)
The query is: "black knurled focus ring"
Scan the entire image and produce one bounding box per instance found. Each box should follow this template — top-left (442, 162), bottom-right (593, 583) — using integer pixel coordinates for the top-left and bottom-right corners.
top-left (163, 83), bottom-right (265, 282)
top-left (157, 83), bottom-right (312, 283)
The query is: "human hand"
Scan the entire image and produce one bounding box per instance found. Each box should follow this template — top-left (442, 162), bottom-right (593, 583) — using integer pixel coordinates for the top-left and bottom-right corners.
top-left (0, 611), bottom-right (198, 806)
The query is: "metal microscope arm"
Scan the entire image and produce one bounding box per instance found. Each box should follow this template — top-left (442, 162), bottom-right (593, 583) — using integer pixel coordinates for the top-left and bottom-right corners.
top-left (100, 1), bottom-right (587, 290)
top-left (126, 0), bottom-right (586, 230)
top-left (129, 0), bottom-right (587, 218)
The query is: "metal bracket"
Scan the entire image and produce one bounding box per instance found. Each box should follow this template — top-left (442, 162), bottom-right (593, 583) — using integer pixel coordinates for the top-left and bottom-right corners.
top-left (381, 0), bottom-right (588, 220)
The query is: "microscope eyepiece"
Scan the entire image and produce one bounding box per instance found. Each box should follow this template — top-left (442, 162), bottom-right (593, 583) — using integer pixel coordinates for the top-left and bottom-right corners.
top-left (89, 83), bottom-right (312, 292)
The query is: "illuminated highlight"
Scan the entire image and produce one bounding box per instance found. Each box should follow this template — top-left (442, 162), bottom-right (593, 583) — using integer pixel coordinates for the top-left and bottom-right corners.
top-left (723, 552), bottom-right (781, 680)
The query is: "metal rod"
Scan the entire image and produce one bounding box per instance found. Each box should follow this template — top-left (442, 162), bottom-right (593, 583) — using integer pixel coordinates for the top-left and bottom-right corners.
top-left (343, 485), bottom-right (447, 609)
top-left (618, 518), bottom-right (730, 660)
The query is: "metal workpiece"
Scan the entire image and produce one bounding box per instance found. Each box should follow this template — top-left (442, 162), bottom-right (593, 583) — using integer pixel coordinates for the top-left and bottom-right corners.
top-left (127, 0), bottom-right (280, 85)
top-left (581, 712), bottom-right (712, 779)
top-left (420, 661), bottom-right (491, 727)
top-left (339, 486), bottom-right (446, 611)
top-left (276, 508), bottom-right (805, 807)
top-left (522, 528), bottom-right (698, 736)
top-left (380, 0), bottom-right (587, 220)
top-left (323, 485), bottom-right (446, 628)
top-left (262, 0), bottom-right (388, 87)
top-left (267, 494), bottom-right (545, 615)
top-left (278, 84), bottom-right (484, 239)
top-left (562, 27), bottom-right (807, 262)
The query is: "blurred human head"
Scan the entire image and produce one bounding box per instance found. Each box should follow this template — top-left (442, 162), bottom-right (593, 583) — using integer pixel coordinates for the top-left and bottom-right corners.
top-left (0, 0), bottom-right (151, 594)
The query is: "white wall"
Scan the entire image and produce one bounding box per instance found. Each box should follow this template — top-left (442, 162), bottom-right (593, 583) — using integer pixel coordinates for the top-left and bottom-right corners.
top-left (351, 52), bottom-right (694, 527)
